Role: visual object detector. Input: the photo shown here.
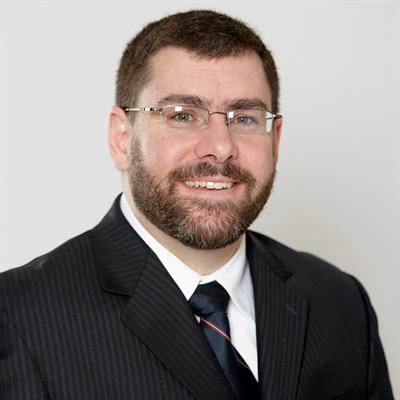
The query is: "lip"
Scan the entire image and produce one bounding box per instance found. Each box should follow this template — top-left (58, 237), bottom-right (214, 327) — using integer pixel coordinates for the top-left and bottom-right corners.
top-left (184, 181), bottom-right (235, 190)
top-left (180, 176), bottom-right (238, 184)
top-left (181, 176), bottom-right (239, 190)
top-left (178, 178), bottom-right (243, 198)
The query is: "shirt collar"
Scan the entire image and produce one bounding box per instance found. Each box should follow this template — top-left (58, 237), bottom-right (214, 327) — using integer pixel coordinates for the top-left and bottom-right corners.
top-left (120, 193), bottom-right (254, 321)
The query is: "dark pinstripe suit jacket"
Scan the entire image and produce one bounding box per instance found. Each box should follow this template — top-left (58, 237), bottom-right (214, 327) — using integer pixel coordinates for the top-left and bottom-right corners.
top-left (1, 196), bottom-right (393, 399)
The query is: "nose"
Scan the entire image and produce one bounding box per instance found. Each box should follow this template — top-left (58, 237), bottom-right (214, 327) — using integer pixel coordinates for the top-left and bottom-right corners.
top-left (193, 112), bottom-right (239, 163)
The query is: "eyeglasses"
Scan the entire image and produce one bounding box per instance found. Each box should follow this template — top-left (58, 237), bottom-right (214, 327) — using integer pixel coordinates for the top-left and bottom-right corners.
top-left (123, 104), bottom-right (281, 134)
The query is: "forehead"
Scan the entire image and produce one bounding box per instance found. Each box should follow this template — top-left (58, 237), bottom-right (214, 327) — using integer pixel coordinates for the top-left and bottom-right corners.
top-left (137, 46), bottom-right (272, 109)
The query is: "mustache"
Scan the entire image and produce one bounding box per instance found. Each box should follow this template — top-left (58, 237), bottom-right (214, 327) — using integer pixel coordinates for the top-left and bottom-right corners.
top-left (168, 161), bottom-right (256, 186)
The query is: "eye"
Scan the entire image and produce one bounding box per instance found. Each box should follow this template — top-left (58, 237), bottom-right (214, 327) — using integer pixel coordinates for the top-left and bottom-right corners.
top-left (235, 115), bottom-right (257, 126)
top-left (172, 112), bottom-right (194, 122)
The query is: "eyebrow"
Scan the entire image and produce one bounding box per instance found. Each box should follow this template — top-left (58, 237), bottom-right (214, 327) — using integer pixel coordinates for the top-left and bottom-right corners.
top-left (157, 95), bottom-right (207, 108)
top-left (156, 94), bottom-right (270, 111)
top-left (227, 98), bottom-right (270, 111)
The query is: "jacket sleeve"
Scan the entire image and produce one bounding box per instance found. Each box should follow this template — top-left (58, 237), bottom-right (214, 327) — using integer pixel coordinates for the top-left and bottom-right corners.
top-left (0, 310), bottom-right (50, 400)
top-left (351, 278), bottom-right (394, 399)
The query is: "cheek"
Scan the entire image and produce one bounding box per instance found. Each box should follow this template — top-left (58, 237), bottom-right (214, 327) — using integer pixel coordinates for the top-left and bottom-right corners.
top-left (239, 138), bottom-right (275, 179)
top-left (141, 133), bottom-right (194, 177)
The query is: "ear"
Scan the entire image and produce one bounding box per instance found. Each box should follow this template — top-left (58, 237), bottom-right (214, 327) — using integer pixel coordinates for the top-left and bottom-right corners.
top-left (108, 106), bottom-right (131, 171)
top-left (272, 116), bottom-right (282, 163)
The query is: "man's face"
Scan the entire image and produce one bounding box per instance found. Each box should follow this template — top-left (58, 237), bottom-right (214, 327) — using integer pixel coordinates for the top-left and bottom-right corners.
top-left (126, 47), bottom-right (281, 249)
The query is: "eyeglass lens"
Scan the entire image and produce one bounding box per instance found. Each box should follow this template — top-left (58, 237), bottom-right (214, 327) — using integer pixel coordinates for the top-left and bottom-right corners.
top-left (160, 105), bottom-right (275, 134)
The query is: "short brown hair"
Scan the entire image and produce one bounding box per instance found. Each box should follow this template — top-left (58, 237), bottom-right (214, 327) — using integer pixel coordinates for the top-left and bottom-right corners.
top-left (116, 10), bottom-right (280, 113)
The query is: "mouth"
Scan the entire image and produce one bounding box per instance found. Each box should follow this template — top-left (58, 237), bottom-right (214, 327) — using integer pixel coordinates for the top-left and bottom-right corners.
top-left (183, 180), bottom-right (235, 190)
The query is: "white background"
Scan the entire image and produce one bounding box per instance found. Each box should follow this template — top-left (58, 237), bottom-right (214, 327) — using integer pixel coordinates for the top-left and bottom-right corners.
top-left (1, 1), bottom-right (399, 396)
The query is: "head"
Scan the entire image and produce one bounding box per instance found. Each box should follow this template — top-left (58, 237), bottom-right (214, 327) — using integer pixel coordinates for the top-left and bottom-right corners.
top-left (116, 9), bottom-right (280, 114)
top-left (109, 10), bottom-right (282, 250)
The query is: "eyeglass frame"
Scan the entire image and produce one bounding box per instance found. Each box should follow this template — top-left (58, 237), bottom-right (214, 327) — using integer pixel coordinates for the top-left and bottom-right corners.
top-left (122, 104), bottom-right (282, 134)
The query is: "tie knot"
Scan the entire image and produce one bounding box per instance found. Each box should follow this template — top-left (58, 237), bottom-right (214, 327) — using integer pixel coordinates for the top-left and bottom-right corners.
top-left (189, 281), bottom-right (230, 317)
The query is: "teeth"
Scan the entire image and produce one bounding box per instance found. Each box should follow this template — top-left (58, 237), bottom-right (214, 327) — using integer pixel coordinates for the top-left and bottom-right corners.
top-left (184, 181), bottom-right (234, 190)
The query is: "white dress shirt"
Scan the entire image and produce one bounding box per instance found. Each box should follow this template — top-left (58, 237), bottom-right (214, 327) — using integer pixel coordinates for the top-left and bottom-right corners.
top-left (120, 194), bottom-right (258, 380)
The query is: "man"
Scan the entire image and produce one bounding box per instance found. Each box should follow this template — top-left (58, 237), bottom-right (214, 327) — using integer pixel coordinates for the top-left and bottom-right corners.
top-left (0, 10), bottom-right (393, 400)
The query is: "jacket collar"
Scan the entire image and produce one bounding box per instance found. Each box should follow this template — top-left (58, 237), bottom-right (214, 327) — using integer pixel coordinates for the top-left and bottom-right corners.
top-left (91, 196), bottom-right (309, 399)
top-left (90, 194), bottom-right (150, 296)
top-left (247, 232), bottom-right (309, 399)
top-left (90, 195), bottom-right (235, 400)
top-left (91, 195), bottom-right (295, 296)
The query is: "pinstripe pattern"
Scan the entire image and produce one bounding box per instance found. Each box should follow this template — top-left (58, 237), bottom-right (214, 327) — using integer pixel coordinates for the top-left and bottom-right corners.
top-left (0, 195), bottom-right (393, 399)
top-left (247, 233), bottom-right (393, 399)
top-left (189, 281), bottom-right (259, 399)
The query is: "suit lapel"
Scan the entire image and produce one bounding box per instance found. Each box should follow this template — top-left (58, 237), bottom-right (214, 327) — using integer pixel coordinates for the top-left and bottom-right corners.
top-left (121, 250), bottom-right (234, 400)
top-left (91, 196), bottom-right (234, 400)
top-left (247, 233), bottom-right (309, 400)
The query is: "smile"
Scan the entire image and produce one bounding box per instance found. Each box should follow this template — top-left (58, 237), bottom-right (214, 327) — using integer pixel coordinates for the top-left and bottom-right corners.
top-left (184, 181), bottom-right (234, 190)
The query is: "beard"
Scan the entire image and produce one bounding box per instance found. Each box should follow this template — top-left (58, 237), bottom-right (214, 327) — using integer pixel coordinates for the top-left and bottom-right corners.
top-left (128, 138), bottom-right (276, 250)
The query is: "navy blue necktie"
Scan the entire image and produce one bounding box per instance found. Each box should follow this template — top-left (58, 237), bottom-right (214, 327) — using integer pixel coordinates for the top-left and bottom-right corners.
top-left (189, 281), bottom-right (259, 400)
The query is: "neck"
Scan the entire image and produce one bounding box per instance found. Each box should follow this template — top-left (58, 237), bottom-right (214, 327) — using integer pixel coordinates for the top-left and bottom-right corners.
top-left (123, 190), bottom-right (243, 275)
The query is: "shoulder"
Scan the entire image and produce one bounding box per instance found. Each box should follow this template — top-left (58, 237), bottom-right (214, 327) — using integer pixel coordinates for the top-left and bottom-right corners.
top-left (248, 232), bottom-right (393, 396)
top-left (247, 230), bottom-right (364, 300)
top-left (0, 231), bottom-right (95, 312)
top-left (248, 230), bottom-right (376, 347)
